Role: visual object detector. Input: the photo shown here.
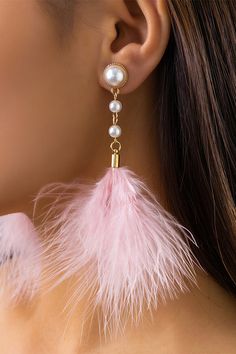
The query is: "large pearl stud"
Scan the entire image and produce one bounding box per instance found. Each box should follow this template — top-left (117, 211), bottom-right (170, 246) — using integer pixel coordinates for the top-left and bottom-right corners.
top-left (103, 63), bottom-right (128, 88)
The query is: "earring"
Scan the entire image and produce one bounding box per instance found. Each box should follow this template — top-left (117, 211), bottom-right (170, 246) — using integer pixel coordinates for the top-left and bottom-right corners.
top-left (103, 63), bottom-right (127, 168)
top-left (34, 63), bottom-right (200, 340)
top-left (0, 212), bottom-right (41, 304)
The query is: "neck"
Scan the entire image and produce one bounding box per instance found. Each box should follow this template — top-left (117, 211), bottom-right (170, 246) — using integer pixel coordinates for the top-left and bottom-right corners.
top-left (1, 270), bottom-right (236, 353)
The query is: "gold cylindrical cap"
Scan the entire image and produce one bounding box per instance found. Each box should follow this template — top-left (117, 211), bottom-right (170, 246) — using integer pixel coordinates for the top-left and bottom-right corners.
top-left (111, 152), bottom-right (120, 168)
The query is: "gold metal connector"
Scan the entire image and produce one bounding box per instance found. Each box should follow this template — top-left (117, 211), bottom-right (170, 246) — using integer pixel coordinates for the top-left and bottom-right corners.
top-left (111, 151), bottom-right (120, 168)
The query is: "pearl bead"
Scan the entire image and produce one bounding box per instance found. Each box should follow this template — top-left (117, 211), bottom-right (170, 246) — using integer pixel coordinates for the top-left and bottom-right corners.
top-left (103, 64), bottom-right (127, 88)
top-left (108, 125), bottom-right (122, 138)
top-left (109, 100), bottom-right (123, 113)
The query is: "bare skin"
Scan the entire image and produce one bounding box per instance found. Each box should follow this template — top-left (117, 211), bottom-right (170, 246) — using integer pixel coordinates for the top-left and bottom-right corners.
top-left (0, 1), bottom-right (235, 353)
top-left (0, 271), bottom-right (236, 354)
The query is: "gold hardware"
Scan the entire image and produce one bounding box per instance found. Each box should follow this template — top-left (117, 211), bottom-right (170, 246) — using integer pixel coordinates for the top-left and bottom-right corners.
top-left (111, 87), bottom-right (120, 99)
top-left (110, 139), bottom-right (121, 152)
top-left (111, 150), bottom-right (120, 168)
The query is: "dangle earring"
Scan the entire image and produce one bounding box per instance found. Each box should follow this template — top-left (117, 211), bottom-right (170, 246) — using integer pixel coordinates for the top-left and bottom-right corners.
top-left (34, 63), bottom-right (200, 339)
top-left (103, 63), bottom-right (127, 168)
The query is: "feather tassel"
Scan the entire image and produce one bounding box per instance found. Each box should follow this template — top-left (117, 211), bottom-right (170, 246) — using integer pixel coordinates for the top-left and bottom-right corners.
top-left (0, 212), bottom-right (41, 303)
top-left (34, 166), bottom-right (201, 339)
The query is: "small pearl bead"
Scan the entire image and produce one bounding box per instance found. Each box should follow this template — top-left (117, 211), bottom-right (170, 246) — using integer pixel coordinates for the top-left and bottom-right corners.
top-left (109, 100), bottom-right (123, 113)
top-left (104, 66), bottom-right (125, 87)
top-left (108, 125), bottom-right (122, 138)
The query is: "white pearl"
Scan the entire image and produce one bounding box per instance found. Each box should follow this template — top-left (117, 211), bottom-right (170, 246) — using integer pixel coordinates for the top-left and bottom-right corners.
top-left (109, 100), bottom-right (123, 113)
top-left (108, 125), bottom-right (122, 138)
top-left (104, 65), bottom-right (125, 87)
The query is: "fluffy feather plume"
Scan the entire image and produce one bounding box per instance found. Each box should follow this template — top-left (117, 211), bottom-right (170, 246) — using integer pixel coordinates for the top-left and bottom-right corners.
top-left (33, 166), bottom-right (201, 339)
top-left (0, 212), bottom-right (41, 303)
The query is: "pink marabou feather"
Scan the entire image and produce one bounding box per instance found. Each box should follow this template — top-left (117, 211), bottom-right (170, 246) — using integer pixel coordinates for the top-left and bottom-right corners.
top-left (0, 212), bottom-right (41, 303)
top-left (33, 166), bottom-right (201, 339)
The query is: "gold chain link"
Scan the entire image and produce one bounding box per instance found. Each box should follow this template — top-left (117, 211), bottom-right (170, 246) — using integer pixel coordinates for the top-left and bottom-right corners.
top-left (110, 88), bottom-right (121, 153)
top-left (110, 139), bottom-right (121, 153)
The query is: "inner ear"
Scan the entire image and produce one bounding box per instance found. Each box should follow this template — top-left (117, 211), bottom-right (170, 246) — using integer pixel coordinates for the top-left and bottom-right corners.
top-left (111, 1), bottom-right (147, 53)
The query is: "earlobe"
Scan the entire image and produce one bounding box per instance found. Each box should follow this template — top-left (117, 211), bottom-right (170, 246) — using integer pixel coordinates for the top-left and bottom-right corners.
top-left (98, 0), bottom-right (171, 94)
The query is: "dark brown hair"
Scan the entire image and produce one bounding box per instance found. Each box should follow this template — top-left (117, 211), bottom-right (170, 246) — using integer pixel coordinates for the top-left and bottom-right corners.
top-left (161, 0), bottom-right (236, 293)
top-left (42, 0), bottom-right (236, 294)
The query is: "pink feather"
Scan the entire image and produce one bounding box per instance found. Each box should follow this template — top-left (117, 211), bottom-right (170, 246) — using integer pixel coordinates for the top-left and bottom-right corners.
top-left (33, 166), bottom-right (201, 339)
top-left (0, 212), bottom-right (41, 303)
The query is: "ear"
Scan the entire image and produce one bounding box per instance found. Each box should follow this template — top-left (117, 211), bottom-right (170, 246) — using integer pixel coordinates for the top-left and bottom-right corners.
top-left (98, 0), bottom-right (171, 93)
